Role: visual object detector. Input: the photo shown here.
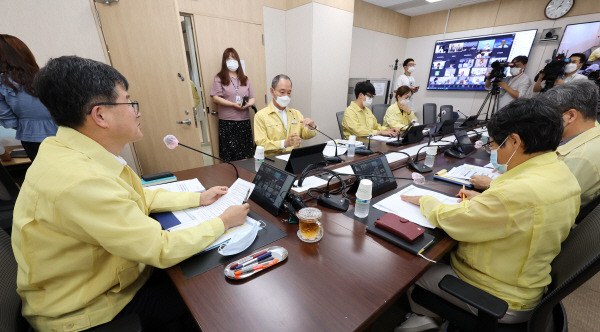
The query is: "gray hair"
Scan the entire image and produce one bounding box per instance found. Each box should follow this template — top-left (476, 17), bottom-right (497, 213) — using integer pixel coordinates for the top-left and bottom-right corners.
top-left (271, 74), bottom-right (292, 89)
top-left (541, 80), bottom-right (599, 120)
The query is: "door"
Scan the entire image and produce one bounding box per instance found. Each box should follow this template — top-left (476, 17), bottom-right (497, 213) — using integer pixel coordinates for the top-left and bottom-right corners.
top-left (193, 16), bottom-right (267, 158)
top-left (94, 0), bottom-right (204, 174)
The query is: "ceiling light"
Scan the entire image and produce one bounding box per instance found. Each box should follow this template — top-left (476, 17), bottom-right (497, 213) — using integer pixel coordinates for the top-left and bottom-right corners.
top-left (426, 0), bottom-right (443, 3)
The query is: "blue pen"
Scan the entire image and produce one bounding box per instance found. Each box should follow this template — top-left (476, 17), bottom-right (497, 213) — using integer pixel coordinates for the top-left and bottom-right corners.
top-left (234, 252), bottom-right (272, 270)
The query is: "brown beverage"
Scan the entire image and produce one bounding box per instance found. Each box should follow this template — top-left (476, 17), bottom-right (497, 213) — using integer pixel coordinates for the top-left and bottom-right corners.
top-left (297, 207), bottom-right (323, 242)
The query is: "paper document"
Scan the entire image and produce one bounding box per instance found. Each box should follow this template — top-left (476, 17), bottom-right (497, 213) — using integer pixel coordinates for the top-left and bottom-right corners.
top-left (293, 176), bottom-right (328, 193)
top-left (328, 139), bottom-right (364, 147)
top-left (166, 178), bottom-right (255, 231)
top-left (371, 135), bottom-right (397, 143)
top-left (323, 144), bottom-right (347, 157)
top-left (373, 185), bottom-right (460, 229)
top-left (146, 178), bottom-right (206, 192)
top-left (276, 154), bottom-right (291, 161)
top-left (446, 164), bottom-right (500, 180)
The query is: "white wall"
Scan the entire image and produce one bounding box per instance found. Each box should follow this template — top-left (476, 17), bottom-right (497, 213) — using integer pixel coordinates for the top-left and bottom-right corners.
top-left (286, 4), bottom-right (314, 120)
top-left (405, 13), bottom-right (600, 119)
top-left (311, 3), bottom-right (354, 142)
top-left (263, 7), bottom-right (287, 94)
top-left (349, 27), bottom-right (407, 79)
top-left (0, 0), bottom-right (139, 173)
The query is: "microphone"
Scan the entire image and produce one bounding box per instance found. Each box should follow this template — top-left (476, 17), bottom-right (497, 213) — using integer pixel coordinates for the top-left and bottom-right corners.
top-left (163, 135), bottom-right (239, 179)
top-left (456, 109), bottom-right (469, 118)
top-left (393, 150), bottom-right (432, 173)
top-left (355, 134), bottom-right (374, 156)
top-left (444, 139), bottom-right (483, 159)
top-left (306, 124), bottom-right (342, 164)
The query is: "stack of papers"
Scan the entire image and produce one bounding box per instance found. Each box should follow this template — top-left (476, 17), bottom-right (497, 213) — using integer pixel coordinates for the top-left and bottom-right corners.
top-left (373, 185), bottom-right (460, 229)
top-left (445, 164), bottom-right (500, 180)
top-left (146, 178), bottom-right (206, 192)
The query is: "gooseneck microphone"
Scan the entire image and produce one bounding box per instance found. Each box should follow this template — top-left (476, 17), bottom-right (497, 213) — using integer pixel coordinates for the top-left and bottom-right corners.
top-left (393, 150), bottom-right (432, 173)
top-left (355, 134), bottom-right (374, 156)
top-left (306, 124), bottom-right (343, 164)
top-left (163, 135), bottom-right (239, 179)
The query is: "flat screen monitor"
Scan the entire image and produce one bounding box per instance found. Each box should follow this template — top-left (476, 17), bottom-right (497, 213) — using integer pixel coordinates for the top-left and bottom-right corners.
top-left (350, 155), bottom-right (397, 197)
top-left (558, 21), bottom-right (600, 67)
top-left (455, 130), bottom-right (475, 154)
top-left (285, 143), bottom-right (327, 174)
top-left (434, 119), bottom-right (456, 137)
top-left (250, 163), bottom-right (296, 216)
top-left (387, 124), bottom-right (426, 147)
top-left (427, 29), bottom-right (537, 91)
top-left (458, 115), bottom-right (479, 129)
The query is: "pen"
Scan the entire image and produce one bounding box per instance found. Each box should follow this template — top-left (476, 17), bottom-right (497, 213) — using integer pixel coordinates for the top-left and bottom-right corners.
top-left (242, 188), bottom-right (251, 204)
top-left (229, 250), bottom-right (268, 270)
top-left (234, 252), bottom-right (272, 270)
top-left (235, 258), bottom-right (279, 276)
top-left (264, 157), bottom-right (275, 162)
top-left (462, 185), bottom-right (466, 201)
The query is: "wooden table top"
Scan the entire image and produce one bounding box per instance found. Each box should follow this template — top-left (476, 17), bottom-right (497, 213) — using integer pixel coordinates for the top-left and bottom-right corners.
top-left (168, 132), bottom-right (487, 331)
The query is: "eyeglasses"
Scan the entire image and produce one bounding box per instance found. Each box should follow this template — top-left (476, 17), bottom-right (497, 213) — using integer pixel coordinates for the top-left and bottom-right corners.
top-left (481, 140), bottom-right (496, 153)
top-left (89, 101), bottom-right (139, 115)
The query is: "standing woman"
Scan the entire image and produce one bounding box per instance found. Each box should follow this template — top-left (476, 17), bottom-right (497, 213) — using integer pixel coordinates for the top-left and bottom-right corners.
top-left (0, 35), bottom-right (57, 161)
top-left (383, 85), bottom-right (417, 131)
top-left (210, 48), bottom-right (256, 161)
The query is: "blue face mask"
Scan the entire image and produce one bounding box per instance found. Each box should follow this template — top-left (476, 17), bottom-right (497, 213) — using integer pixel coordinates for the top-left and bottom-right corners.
top-left (490, 137), bottom-right (519, 173)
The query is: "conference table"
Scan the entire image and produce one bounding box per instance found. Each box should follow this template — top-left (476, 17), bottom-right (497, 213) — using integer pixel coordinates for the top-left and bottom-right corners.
top-left (166, 131), bottom-right (489, 331)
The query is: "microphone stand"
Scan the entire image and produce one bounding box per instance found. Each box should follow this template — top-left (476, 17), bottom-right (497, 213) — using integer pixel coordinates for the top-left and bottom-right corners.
top-left (393, 150), bottom-right (432, 173)
top-left (355, 135), bottom-right (374, 155)
top-left (176, 142), bottom-right (239, 179)
top-left (306, 124), bottom-right (342, 164)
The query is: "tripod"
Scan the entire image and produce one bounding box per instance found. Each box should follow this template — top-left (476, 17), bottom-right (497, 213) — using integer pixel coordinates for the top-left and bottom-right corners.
top-left (388, 59), bottom-right (399, 104)
top-left (476, 83), bottom-right (501, 124)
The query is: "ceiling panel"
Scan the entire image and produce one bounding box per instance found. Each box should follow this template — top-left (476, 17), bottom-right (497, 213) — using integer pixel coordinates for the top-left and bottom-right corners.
top-left (362, 0), bottom-right (496, 17)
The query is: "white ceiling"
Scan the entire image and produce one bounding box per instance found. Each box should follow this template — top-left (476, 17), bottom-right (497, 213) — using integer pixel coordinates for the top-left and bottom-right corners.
top-left (363, 0), bottom-right (496, 17)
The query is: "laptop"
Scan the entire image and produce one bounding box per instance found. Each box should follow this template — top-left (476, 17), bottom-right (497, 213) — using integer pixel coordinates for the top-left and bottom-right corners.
top-left (285, 143), bottom-right (327, 174)
top-left (386, 124), bottom-right (426, 147)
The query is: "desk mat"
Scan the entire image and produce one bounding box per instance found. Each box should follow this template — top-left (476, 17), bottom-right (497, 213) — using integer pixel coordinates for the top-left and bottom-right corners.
top-left (343, 183), bottom-right (447, 254)
top-left (154, 210), bottom-right (287, 279)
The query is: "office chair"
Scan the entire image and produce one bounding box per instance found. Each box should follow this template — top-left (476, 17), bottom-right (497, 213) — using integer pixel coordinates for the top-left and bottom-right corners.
top-left (0, 228), bottom-right (142, 332)
top-left (0, 163), bottom-right (20, 234)
top-left (423, 103), bottom-right (437, 125)
top-left (575, 194), bottom-right (600, 224)
top-left (439, 105), bottom-right (454, 122)
top-left (411, 202), bottom-right (600, 331)
top-left (336, 111), bottom-right (345, 138)
top-left (372, 104), bottom-right (388, 124)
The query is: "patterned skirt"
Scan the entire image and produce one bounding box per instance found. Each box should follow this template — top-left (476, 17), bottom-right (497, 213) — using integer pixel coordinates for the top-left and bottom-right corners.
top-left (218, 119), bottom-right (254, 162)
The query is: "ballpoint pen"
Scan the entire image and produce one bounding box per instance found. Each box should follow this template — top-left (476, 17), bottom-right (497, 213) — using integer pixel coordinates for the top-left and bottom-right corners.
top-left (242, 188), bottom-right (251, 204)
top-left (235, 258), bottom-right (279, 276)
top-left (462, 185), bottom-right (466, 201)
top-left (229, 250), bottom-right (268, 270)
top-left (234, 252), bottom-right (272, 270)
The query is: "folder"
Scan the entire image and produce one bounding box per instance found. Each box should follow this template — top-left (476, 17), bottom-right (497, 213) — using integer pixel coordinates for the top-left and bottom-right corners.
top-left (433, 169), bottom-right (473, 188)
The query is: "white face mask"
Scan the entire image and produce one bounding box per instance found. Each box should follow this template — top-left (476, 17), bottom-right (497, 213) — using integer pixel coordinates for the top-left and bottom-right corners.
top-left (226, 59), bottom-right (239, 72)
top-left (218, 220), bottom-right (259, 256)
top-left (275, 95), bottom-right (291, 108)
top-left (363, 96), bottom-right (373, 106)
top-left (407, 66), bottom-right (416, 73)
top-left (510, 67), bottom-right (522, 76)
top-left (564, 63), bottom-right (578, 74)
top-left (400, 99), bottom-right (409, 104)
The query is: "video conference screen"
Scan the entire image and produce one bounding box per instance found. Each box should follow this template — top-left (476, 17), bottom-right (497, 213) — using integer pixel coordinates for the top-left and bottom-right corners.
top-left (426, 29), bottom-right (537, 91)
top-left (558, 21), bottom-right (600, 66)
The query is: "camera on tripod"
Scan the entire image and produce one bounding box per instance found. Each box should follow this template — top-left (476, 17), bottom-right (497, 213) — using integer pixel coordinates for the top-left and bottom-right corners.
top-left (489, 61), bottom-right (509, 84)
top-left (534, 53), bottom-right (569, 92)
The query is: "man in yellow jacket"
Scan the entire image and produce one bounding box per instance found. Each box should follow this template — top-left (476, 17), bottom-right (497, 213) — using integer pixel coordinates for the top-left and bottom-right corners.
top-left (398, 98), bottom-right (580, 331)
top-left (254, 74), bottom-right (317, 155)
top-left (11, 56), bottom-right (249, 332)
top-left (342, 80), bottom-right (398, 139)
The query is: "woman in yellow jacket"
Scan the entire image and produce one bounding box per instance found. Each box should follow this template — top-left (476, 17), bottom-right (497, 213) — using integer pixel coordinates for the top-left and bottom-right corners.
top-left (383, 85), bottom-right (417, 131)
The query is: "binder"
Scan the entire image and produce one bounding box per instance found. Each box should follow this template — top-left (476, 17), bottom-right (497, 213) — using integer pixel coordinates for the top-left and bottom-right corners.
top-left (433, 169), bottom-right (473, 188)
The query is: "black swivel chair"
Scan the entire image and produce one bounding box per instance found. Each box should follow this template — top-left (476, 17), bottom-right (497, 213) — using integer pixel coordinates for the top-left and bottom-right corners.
top-left (0, 163), bottom-right (20, 234)
top-left (575, 193), bottom-right (600, 224)
top-left (372, 104), bottom-right (388, 125)
top-left (336, 111), bottom-right (345, 138)
top-left (0, 228), bottom-right (142, 331)
top-left (439, 105), bottom-right (454, 122)
top-left (411, 203), bottom-right (600, 332)
top-left (423, 103), bottom-right (437, 125)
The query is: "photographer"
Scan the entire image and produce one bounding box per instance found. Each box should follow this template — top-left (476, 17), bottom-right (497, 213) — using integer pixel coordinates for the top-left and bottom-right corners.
top-left (485, 56), bottom-right (532, 109)
top-left (533, 53), bottom-right (587, 92)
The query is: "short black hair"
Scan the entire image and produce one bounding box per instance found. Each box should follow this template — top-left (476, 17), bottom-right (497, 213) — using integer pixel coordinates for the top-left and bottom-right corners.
top-left (487, 97), bottom-right (562, 154)
top-left (512, 55), bottom-right (528, 65)
top-left (570, 53), bottom-right (587, 64)
top-left (354, 81), bottom-right (375, 98)
top-left (541, 80), bottom-right (599, 120)
top-left (33, 56), bottom-right (128, 128)
top-left (403, 58), bottom-right (414, 67)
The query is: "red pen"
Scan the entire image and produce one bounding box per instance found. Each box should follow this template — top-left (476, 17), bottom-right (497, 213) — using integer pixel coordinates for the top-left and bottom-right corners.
top-left (229, 250), bottom-right (268, 270)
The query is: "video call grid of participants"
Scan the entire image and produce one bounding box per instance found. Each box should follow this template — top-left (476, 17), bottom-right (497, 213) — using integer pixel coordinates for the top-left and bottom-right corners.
top-left (428, 34), bottom-right (514, 90)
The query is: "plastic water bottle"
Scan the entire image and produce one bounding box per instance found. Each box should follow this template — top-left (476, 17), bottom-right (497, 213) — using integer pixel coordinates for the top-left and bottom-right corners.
top-left (347, 135), bottom-right (356, 158)
top-left (254, 146), bottom-right (265, 172)
top-left (354, 179), bottom-right (372, 218)
top-left (424, 146), bottom-right (437, 168)
top-left (481, 132), bottom-right (489, 144)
